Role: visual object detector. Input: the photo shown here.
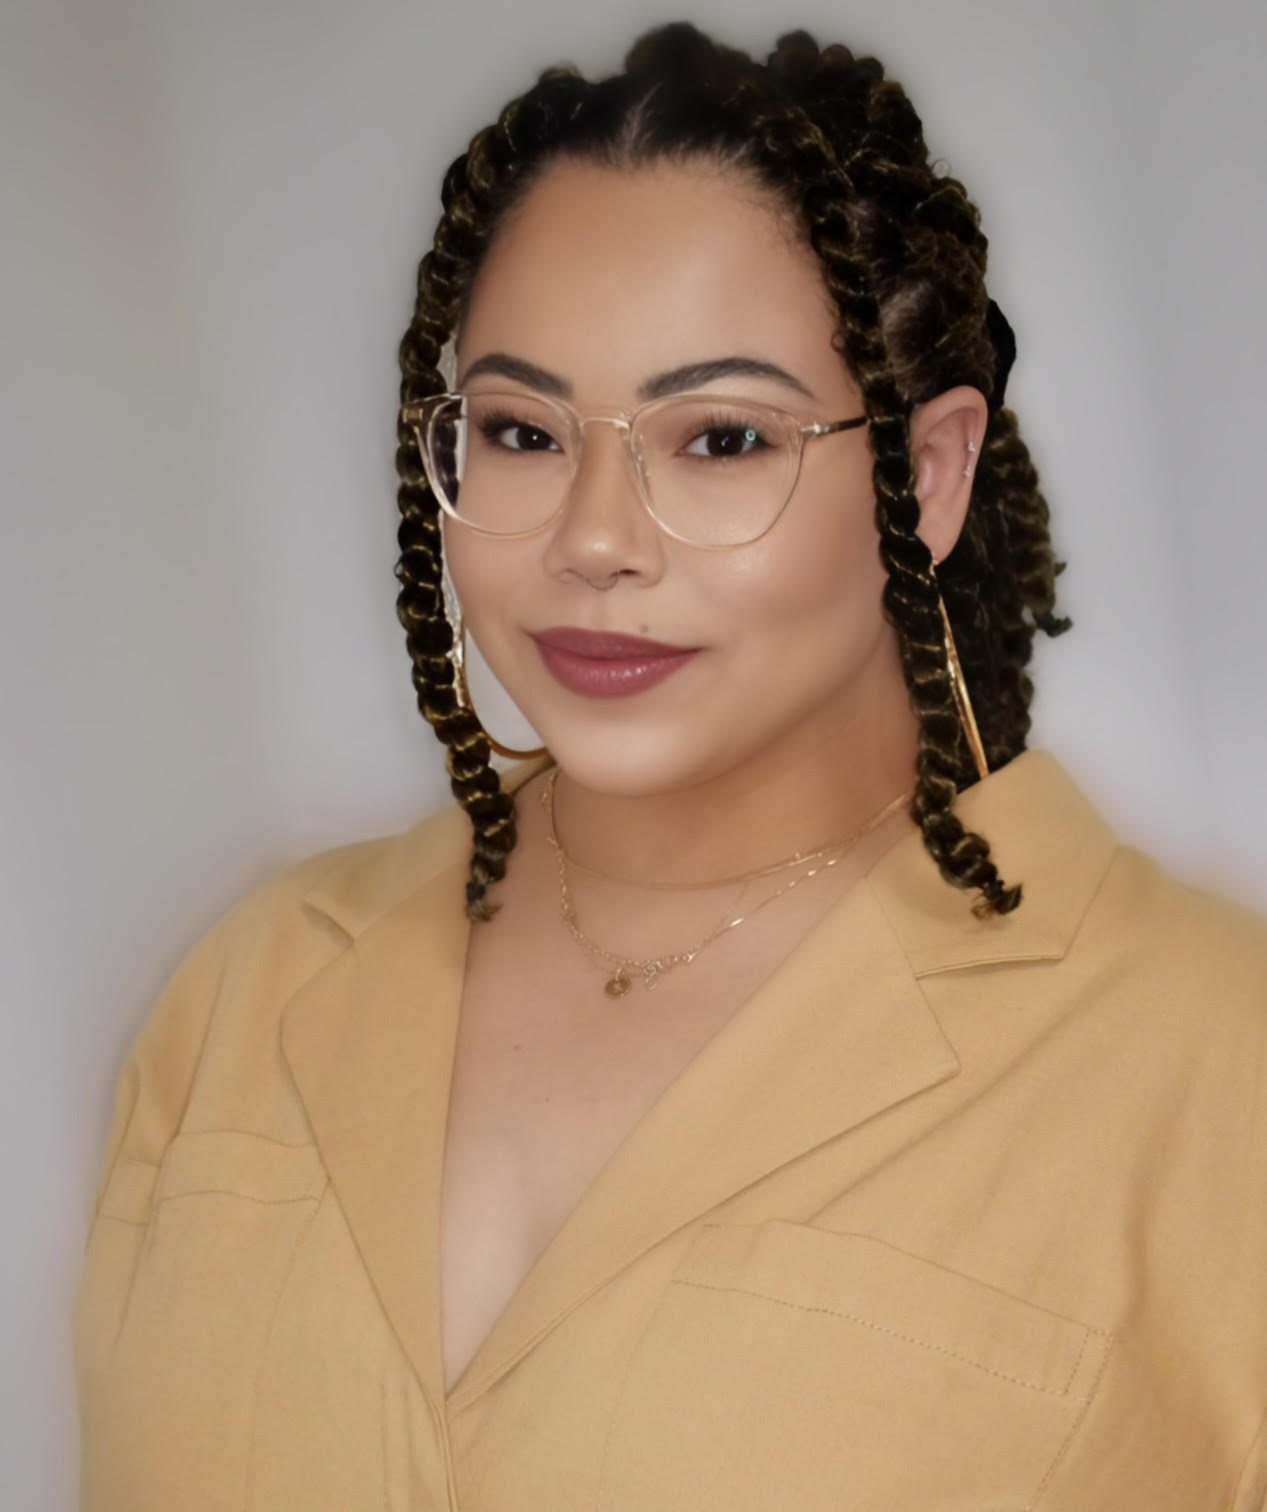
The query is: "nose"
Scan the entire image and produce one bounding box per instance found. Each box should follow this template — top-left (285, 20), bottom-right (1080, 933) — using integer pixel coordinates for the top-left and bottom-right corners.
top-left (539, 417), bottom-right (665, 588)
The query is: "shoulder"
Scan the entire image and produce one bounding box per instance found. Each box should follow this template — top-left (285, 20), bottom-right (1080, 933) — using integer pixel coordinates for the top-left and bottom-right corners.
top-left (1081, 842), bottom-right (1267, 999)
top-left (1068, 843), bottom-right (1267, 1148)
top-left (155, 755), bottom-right (553, 1042)
top-left (209, 794), bottom-right (472, 980)
top-left (228, 753), bottom-right (553, 951)
top-left (99, 793), bottom-right (476, 1161)
top-left (219, 752), bottom-right (552, 950)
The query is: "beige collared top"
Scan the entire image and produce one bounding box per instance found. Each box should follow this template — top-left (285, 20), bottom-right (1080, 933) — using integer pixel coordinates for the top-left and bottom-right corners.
top-left (74, 748), bottom-right (1267, 1510)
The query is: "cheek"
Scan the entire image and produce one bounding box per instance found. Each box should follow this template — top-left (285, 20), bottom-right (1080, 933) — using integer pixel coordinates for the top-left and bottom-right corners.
top-left (441, 525), bottom-right (524, 643)
top-left (439, 468), bottom-right (889, 771)
top-left (717, 473), bottom-right (885, 675)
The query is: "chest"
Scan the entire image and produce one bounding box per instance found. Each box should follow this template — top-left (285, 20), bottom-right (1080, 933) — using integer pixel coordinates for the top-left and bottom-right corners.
top-left (436, 914), bottom-right (762, 1395)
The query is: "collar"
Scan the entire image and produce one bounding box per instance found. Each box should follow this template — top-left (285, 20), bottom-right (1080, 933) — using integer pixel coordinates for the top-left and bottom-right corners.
top-left (285, 747), bottom-right (1118, 1416)
top-left (301, 747), bottom-right (1118, 976)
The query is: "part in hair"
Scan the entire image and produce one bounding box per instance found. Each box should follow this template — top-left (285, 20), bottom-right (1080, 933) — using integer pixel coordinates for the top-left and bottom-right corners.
top-left (394, 22), bottom-right (1073, 922)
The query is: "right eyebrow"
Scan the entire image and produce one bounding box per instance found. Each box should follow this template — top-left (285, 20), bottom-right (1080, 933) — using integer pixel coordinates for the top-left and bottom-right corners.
top-left (456, 352), bottom-right (572, 399)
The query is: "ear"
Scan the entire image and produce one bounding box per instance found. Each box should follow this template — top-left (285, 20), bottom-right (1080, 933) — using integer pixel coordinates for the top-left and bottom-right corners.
top-left (908, 386), bottom-right (989, 564)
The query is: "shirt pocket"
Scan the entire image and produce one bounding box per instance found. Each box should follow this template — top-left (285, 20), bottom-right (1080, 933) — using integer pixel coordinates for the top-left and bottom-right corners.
top-left (597, 1219), bottom-right (1113, 1512)
top-left (80, 1131), bottom-right (329, 1509)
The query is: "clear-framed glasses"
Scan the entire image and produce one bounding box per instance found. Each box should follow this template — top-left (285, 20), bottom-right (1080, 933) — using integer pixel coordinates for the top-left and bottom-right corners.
top-left (401, 389), bottom-right (869, 549)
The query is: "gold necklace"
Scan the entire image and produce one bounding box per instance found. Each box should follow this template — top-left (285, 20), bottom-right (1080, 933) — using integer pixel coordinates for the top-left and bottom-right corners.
top-left (540, 767), bottom-right (898, 890)
top-left (540, 768), bottom-right (913, 998)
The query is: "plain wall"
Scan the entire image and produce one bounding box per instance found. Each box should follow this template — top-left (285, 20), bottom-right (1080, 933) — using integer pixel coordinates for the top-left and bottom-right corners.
top-left (2, 0), bottom-right (1263, 1503)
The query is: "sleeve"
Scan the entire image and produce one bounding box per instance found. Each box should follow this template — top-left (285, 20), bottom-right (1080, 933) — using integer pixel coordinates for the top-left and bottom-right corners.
top-left (71, 902), bottom-right (239, 1421)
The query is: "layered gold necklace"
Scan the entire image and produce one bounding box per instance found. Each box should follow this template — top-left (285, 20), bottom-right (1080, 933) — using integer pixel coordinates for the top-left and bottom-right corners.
top-left (539, 767), bottom-right (913, 998)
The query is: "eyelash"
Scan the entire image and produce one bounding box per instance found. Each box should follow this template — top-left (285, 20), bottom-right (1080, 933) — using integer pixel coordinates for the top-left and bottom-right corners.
top-left (689, 411), bottom-right (774, 450)
top-left (469, 406), bottom-right (776, 456)
top-left (474, 409), bottom-right (560, 447)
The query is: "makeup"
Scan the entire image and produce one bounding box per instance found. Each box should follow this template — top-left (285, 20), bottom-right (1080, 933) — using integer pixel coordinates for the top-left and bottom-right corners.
top-left (530, 627), bottom-right (701, 699)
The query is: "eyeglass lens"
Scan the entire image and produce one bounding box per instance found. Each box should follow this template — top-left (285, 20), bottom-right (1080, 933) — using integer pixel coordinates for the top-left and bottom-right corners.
top-left (423, 390), bottom-right (802, 547)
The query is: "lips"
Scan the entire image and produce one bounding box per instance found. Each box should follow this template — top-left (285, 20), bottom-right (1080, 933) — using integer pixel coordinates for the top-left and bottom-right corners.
top-left (531, 626), bottom-right (697, 658)
top-left (529, 626), bottom-right (701, 699)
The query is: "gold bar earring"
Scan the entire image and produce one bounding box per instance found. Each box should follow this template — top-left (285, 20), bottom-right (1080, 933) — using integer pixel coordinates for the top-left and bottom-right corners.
top-left (930, 557), bottom-right (990, 781)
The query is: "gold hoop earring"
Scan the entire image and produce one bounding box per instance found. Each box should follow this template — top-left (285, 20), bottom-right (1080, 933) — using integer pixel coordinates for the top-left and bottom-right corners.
top-left (929, 558), bottom-right (990, 781)
top-left (448, 605), bottom-right (549, 762)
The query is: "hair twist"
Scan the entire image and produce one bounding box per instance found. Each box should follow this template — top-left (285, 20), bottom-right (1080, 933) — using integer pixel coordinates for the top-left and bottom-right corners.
top-left (395, 71), bottom-right (592, 919)
top-left (394, 21), bottom-right (1073, 922)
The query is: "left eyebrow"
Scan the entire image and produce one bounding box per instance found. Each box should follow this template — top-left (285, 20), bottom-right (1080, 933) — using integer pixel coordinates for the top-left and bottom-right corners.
top-left (455, 351), bottom-right (818, 403)
top-left (637, 356), bottom-right (817, 403)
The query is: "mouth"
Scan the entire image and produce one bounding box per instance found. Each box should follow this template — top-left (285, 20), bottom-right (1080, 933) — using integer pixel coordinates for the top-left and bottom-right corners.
top-left (528, 626), bottom-right (702, 700)
top-left (531, 626), bottom-right (698, 657)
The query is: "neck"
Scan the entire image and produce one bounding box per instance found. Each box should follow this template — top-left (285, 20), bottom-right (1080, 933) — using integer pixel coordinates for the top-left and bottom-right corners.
top-left (533, 661), bottom-right (922, 892)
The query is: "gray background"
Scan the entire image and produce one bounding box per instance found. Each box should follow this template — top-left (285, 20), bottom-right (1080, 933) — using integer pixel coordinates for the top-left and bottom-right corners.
top-left (2, 0), bottom-right (1264, 1503)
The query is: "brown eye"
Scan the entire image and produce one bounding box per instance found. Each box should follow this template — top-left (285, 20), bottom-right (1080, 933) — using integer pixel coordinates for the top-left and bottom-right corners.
top-left (681, 413), bottom-right (774, 460)
top-left (476, 410), bottom-right (561, 453)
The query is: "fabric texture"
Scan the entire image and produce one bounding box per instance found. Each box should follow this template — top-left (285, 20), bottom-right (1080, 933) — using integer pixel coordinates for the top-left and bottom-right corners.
top-left (73, 748), bottom-right (1267, 1510)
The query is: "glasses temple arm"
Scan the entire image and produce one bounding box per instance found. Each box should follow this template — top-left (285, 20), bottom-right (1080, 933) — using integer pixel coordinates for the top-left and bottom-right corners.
top-left (803, 415), bottom-right (870, 438)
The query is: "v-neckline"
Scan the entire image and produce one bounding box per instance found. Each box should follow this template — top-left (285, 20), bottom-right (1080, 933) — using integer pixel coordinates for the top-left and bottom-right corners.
top-left (280, 747), bottom-right (1111, 1417)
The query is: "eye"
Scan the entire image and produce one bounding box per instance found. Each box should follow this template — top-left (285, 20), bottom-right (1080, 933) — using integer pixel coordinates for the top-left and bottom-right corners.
top-left (681, 413), bottom-right (775, 460)
top-left (475, 408), bottom-right (563, 453)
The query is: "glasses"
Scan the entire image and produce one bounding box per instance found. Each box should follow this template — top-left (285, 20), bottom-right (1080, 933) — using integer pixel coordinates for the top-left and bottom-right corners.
top-left (402, 389), bottom-right (869, 549)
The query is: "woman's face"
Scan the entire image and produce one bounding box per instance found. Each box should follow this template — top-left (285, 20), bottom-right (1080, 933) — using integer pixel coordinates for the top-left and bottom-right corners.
top-left (444, 156), bottom-right (915, 798)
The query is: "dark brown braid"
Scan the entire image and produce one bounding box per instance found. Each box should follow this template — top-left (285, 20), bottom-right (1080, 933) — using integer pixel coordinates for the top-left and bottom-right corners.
top-left (394, 22), bottom-right (1072, 923)
top-left (395, 71), bottom-right (591, 921)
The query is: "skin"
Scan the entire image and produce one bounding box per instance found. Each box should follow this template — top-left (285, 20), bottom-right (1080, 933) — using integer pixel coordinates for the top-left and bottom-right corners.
top-left (444, 157), bottom-right (986, 935)
top-left (435, 159), bottom-right (990, 1386)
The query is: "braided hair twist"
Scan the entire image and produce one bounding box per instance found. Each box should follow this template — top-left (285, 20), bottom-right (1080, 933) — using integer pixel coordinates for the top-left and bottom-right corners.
top-left (394, 23), bottom-right (1072, 922)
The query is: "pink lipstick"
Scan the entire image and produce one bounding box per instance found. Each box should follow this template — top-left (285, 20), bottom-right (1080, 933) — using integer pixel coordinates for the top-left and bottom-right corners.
top-left (530, 626), bottom-right (701, 700)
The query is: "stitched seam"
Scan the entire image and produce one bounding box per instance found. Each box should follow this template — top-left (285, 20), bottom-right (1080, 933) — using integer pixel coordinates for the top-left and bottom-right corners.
top-left (168, 1130), bottom-right (324, 1149)
top-left (241, 1179), bottom-right (330, 1511)
top-left (1022, 1330), bottom-right (1114, 1510)
top-left (595, 1288), bottom-right (679, 1508)
top-left (786, 1225), bottom-right (1115, 1364)
top-left (1054, 1322), bottom-right (1093, 1396)
top-left (673, 1276), bottom-right (1092, 1400)
top-left (109, 1165), bottom-right (168, 1362)
top-left (96, 1158), bottom-right (158, 1224)
top-left (156, 1188), bottom-right (323, 1207)
top-left (913, 946), bottom-right (1063, 973)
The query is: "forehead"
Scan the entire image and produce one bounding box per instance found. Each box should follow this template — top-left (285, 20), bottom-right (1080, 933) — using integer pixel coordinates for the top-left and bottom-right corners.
top-left (456, 158), bottom-right (849, 405)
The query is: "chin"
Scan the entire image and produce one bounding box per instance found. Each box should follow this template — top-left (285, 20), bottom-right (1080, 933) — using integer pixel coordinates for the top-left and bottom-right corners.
top-left (536, 725), bottom-right (715, 798)
top-left (539, 717), bottom-right (780, 799)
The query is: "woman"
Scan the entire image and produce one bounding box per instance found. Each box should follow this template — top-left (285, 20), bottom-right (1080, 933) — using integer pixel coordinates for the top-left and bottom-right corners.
top-left (74, 22), bottom-right (1267, 1511)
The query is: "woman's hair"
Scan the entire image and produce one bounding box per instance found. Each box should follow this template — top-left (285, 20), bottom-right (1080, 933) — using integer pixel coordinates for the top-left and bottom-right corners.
top-left (394, 21), bottom-right (1072, 925)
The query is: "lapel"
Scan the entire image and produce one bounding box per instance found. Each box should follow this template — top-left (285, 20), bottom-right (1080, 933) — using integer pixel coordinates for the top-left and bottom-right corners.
top-left (280, 748), bottom-right (1118, 1417)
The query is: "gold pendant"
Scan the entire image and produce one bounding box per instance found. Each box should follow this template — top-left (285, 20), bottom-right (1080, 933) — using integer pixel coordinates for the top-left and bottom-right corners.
top-left (604, 971), bottom-right (632, 998)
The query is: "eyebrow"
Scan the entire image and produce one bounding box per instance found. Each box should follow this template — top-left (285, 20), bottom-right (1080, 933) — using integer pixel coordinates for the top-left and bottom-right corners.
top-left (456, 351), bottom-right (818, 403)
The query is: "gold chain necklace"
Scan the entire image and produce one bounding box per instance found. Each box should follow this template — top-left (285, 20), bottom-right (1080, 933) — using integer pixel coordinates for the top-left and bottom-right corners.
top-left (540, 768), bottom-right (913, 998)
